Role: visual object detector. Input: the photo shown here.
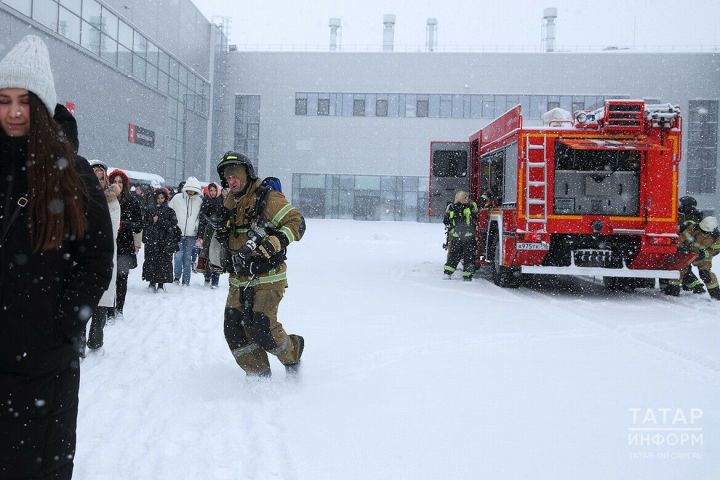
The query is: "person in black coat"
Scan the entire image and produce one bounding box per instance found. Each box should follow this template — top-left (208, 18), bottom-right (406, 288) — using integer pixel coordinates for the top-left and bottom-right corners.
top-left (108, 168), bottom-right (143, 319)
top-left (142, 189), bottom-right (180, 292)
top-left (197, 182), bottom-right (224, 287)
top-left (0, 36), bottom-right (114, 479)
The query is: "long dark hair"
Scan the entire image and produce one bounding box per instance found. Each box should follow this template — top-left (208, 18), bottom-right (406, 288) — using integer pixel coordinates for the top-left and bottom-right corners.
top-left (25, 93), bottom-right (88, 251)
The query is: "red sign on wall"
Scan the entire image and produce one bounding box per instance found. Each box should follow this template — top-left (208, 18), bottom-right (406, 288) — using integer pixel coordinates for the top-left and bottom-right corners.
top-left (128, 123), bottom-right (155, 148)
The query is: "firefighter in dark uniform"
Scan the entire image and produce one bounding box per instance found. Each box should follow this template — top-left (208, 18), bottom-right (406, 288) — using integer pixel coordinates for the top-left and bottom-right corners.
top-left (677, 196), bottom-right (707, 293)
top-left (678, 216), bottom-right (720, 300)
top-left (215, 152), bottom-right (306, 376)
top-left (443, 191), bottom-right (478, 281)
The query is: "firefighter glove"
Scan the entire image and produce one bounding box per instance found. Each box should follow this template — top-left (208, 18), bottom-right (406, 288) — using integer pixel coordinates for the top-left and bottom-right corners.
top-left (258, 235), bottom-right (282, 258)
top-left (697, 249), bottom-right (709, 260)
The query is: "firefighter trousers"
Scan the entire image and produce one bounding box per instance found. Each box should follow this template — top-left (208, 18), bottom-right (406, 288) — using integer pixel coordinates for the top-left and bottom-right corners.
top-left (680, 259), bottom-right (718, 290)
top-left (224, 283), bottom-right (302, 376)
top-left (444, 236), bottom-right (476, 278)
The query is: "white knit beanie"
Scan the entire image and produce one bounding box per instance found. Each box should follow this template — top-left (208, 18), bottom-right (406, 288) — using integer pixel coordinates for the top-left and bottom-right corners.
top-left (0, 35), bottom-right (57, 114)
top-left (183, 176), bottom-right (203, 194)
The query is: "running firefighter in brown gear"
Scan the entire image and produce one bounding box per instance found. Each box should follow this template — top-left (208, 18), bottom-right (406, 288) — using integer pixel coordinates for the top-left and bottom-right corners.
top-left (678, 216), bottom-right (720, 300)
top-left (215, 152), bottom-right (306, 376)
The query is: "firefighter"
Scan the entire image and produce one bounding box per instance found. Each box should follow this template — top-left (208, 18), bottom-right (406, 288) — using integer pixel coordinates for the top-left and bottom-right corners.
top-left (215, 152), bottom-right (306, 376)
top-left (662, 195), bottom-right (706, 295)
top-left (677, 216), bottom-right (720, 300)
top-left (443, 191), bottom-right (478, 281)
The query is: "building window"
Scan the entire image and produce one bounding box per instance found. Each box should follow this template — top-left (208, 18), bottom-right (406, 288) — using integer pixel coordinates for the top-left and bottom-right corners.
top-left (416, 100), bottom-right (429, 118)
top-left (295, 98), bottom-right (307, 115)
top-left (293, 173), bottom-right (431, 222)
top-left (440, 95), bottom-right (452, 118)
top-left (318, 98), bottom-right (330, 116)
top-left (33, 0), bottom-right (59, 32)
top-left (687, 100), bottom-right (718, 194)
top-left (235, 95), bottom-right (262, 173)
top-left (4, 0), bottom-right (31, 15)
top-left (59, 7), bottom-right (81, 43)
top-left (376, 99), bottom-right (388, 117)
top-left (353, 99), bottom-right (366, 116)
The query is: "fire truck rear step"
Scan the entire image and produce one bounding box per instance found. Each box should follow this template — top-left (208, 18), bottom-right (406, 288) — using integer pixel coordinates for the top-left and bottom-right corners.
top-left (520, 265), bottom-right (680, 279)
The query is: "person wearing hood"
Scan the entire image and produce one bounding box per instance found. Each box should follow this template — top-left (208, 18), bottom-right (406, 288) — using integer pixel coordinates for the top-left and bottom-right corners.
top-left (142, 189), bottom-right (180, 292)
top-left (197, 181), bottom-right (224, 288)
top-left (108, 168), bottom-right (143, 320)
top-left (84, 160), bottom-right (122, 351)
top-left (168, 175), bottom-right (203, 286)
top-left (0, 35), bottom-right (114, 479)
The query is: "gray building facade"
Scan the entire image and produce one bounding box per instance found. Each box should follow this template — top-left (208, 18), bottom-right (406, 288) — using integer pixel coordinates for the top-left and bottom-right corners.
top-left (219, 51), bottom-right (720, 220)
top-left (3, 1), bottom-right (719, 220)
top-left (1, 0), bottom-right (223, 186)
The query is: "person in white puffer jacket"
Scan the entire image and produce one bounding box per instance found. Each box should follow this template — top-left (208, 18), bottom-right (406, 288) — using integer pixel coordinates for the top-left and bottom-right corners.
top-left (168, 176), bottom-right (203, 285)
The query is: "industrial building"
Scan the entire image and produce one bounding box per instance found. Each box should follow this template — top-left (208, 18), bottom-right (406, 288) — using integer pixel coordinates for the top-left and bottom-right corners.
top-left (2, 1), bottom-right (719, 220)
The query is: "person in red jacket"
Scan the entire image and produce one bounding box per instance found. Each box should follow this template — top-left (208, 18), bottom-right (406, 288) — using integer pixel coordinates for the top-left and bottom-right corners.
top-left (108, 168), bottom-right (143, 320)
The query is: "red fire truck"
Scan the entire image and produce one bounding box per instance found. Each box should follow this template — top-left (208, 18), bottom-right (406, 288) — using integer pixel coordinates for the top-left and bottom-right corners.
top-left (429, 100), bottom-right (695, 289)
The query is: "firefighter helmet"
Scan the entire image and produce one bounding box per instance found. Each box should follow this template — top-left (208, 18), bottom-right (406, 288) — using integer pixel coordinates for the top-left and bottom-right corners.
top-left (699, 216), bottom-right (718, 233)
top-left (679, 196), bottom-right (697, 211)
top-left (217, 151), bottom-right (256, 187)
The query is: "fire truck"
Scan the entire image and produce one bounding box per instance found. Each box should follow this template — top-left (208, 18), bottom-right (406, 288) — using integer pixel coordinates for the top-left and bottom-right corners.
top-left (429, 100), bottom-right (695, 289)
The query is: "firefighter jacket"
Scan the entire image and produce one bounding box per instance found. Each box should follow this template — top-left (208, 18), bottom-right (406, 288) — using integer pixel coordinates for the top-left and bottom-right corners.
top-left (223, 179), bottom-right (305, 292)
top-left (680, 223), bottom-right (720, 265)
top-left (444, 201), bottom-right (478, 238)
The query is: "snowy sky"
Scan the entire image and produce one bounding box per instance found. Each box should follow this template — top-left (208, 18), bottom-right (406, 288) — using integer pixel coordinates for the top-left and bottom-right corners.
top-left (191, 0), bottom-right (720, 49)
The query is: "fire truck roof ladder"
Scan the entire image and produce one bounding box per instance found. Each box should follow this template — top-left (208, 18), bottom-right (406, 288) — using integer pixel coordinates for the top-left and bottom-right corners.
top-left (524, 134), bottom-right (548, 233)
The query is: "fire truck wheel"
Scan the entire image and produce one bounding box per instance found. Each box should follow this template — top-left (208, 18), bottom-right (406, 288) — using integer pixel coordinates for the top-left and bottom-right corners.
top-left (490, 233), bottom-right (521, 288)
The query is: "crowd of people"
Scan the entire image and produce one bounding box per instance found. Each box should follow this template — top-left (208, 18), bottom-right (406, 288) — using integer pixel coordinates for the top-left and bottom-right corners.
top-left (0, 35), bottom-right (306, 479)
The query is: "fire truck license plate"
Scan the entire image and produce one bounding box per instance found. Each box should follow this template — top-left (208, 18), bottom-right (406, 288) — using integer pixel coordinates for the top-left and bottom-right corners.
top-left (517, 242), bottom-right (550, 251)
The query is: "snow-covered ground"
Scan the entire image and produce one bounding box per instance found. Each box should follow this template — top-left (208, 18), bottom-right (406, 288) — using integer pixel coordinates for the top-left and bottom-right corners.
top-left (75, 219), bottom-right (719, 480)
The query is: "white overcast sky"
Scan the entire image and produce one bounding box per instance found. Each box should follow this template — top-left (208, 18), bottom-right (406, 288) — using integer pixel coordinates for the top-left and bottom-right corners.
top-left (192, 0), bottom-right (720, 49)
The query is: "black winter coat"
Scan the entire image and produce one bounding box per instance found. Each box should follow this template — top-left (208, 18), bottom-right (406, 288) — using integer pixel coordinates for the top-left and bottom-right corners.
top-left (0, 133), bottom-right (114, 479)
top-left (142, 203), bottom-right (179, 283)
top-left (197, 194), bottom-right (224, 240)
top-left (117, 193), bottom-right (143, 256)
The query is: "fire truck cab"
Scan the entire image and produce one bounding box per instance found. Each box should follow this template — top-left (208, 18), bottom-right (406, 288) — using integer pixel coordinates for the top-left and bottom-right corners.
top-left (429, 100), bottom-right (694, 289)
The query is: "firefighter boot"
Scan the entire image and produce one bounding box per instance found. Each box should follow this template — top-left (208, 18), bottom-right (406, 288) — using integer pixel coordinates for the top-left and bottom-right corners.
top-left (691, 284), bottom-right (707, 294)
top-left (285, 335), bottom-right (305, 374)
top-left (707, 287), bottom-right (720, 300)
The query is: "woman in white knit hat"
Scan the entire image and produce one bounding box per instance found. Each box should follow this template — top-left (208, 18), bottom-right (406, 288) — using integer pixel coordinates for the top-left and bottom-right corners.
top-left (0, 35), bottom-right (114, 479)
